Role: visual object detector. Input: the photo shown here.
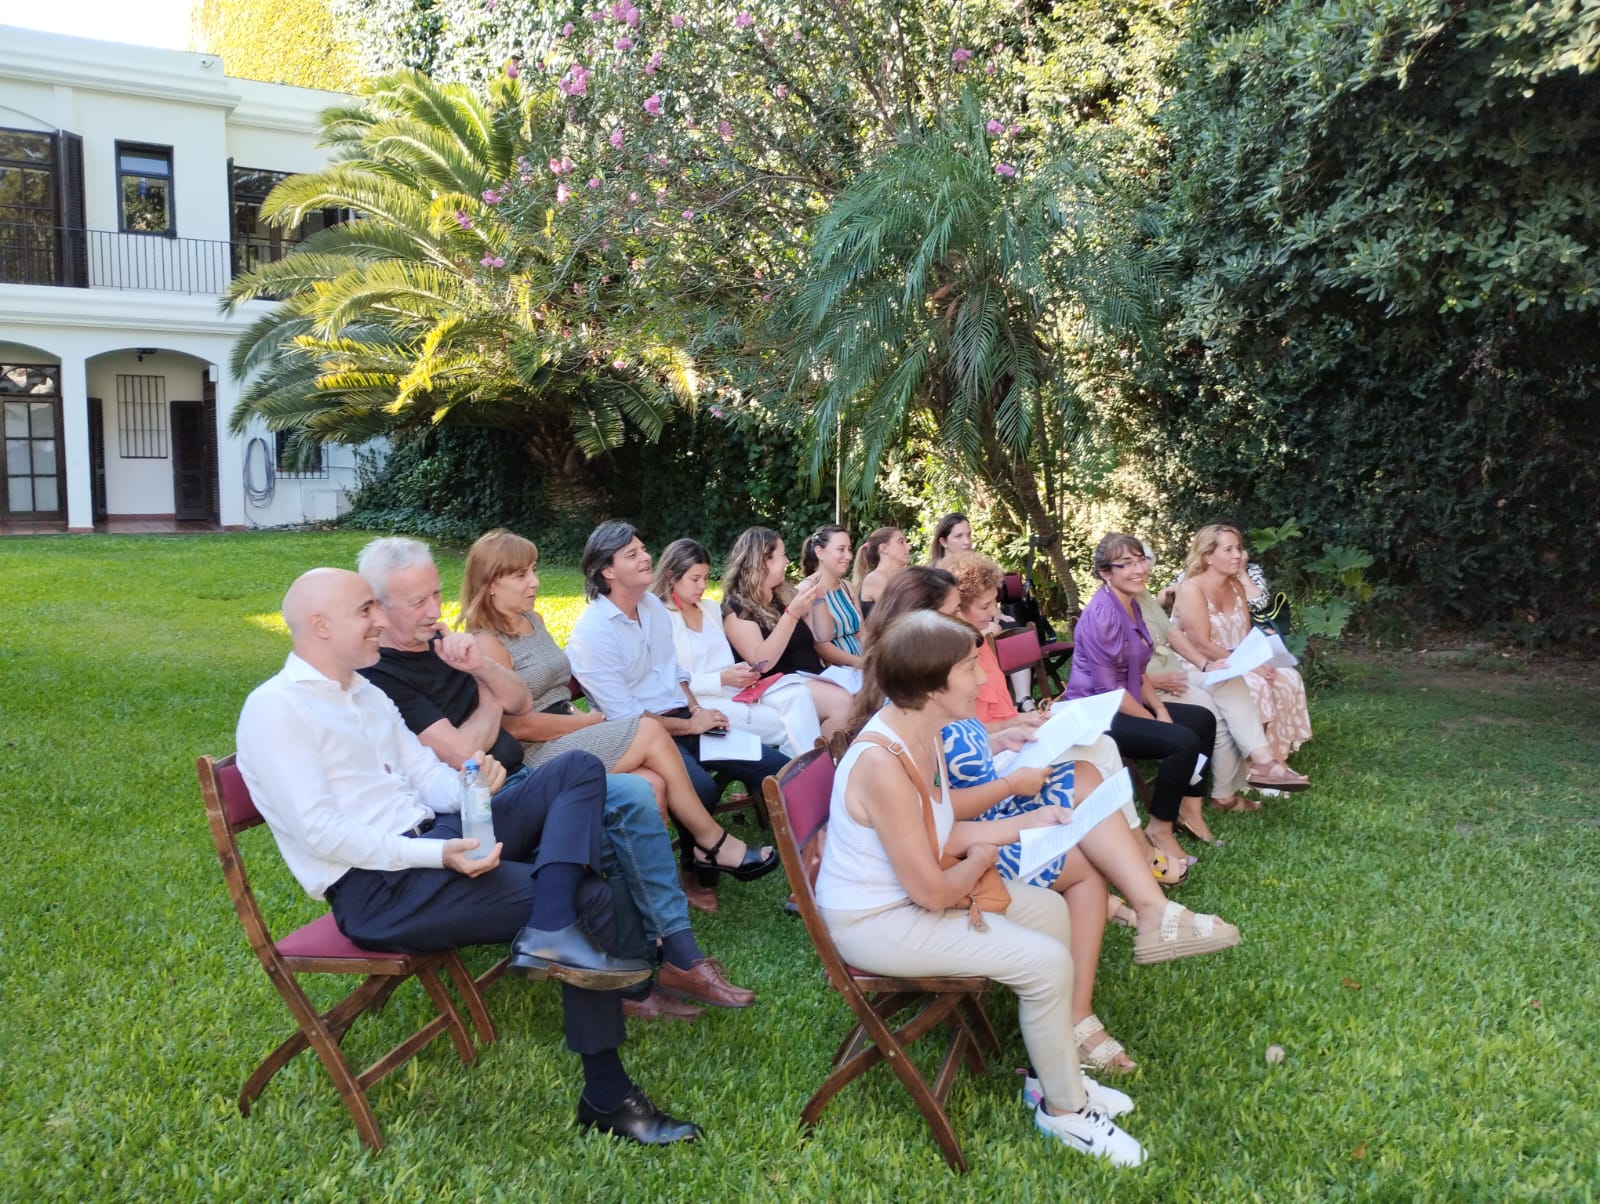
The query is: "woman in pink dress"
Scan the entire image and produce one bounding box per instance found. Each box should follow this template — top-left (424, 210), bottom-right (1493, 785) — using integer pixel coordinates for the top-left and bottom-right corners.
top-left (1173, 525), bottom-right (1312, 773)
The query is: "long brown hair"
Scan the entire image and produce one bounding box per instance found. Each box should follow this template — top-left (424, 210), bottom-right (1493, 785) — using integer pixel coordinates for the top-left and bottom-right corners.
top-left (650, 538), bottom-right (712, 608)
top-left (926, 512), bottom-right (970, 565)
top-left (847, 566), bottom-right (961, 737)
top-left (722, 526), bottom-right (793, 628)
top-left (461, 528), bottom-right (538, 635)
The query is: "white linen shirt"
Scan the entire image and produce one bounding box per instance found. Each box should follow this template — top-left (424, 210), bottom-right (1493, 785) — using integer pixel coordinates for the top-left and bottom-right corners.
top-left (236, 652), bottom-right (462, 899)
top-left (565, 591), bottom-right (689, 720)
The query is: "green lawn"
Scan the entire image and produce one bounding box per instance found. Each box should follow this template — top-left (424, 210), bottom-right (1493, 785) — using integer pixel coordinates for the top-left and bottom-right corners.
top-left (4, 532), bottom-right (1599, 1200)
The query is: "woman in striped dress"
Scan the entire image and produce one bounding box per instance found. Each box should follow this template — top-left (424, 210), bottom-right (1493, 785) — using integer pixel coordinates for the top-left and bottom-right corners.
top-left (801, 524), bottom-right (865, 668)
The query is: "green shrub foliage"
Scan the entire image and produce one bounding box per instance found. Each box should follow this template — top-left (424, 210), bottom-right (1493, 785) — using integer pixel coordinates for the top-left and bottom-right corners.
top-left (1116, 0), bottom-right (1600, 637)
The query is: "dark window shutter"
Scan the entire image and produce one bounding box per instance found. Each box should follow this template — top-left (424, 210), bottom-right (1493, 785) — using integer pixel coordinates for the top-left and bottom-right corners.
top-left (54, 130), bottom-right (87, 287)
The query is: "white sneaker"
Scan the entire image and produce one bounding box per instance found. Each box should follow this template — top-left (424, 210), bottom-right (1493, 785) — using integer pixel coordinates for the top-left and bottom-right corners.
top-left (1082, 1073), bottom-right (1135, 1118)
top-left (1035, 1103), bottom-right (1148, 1167)
top-left (1019, 1071), bottom-right (1133, 1119)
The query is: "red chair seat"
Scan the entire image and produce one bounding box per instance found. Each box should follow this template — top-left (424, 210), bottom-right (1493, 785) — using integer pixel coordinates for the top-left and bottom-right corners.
top-left (275, 912), bottom-right (409, 962)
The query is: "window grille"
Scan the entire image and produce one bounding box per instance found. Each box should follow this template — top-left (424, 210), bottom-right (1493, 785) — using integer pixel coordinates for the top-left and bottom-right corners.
top-left (117, 374), bottom-right (168, 458)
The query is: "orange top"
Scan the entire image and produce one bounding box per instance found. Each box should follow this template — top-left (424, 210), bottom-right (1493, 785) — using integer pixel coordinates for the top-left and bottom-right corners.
top-left (976, 639), bottom-right (1017, 726)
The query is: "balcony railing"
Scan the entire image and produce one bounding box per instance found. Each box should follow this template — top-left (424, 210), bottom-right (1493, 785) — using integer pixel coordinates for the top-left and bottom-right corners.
top-left (0, 222), bottom-right (301, 296)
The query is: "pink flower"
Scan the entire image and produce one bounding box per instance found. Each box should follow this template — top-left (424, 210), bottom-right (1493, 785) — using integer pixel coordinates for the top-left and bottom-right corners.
top-left (609, 126), bottom-right (625, 149)
top-left (624, 5), bottom-right (641, 25)
top-left (734, 11), bottom-right (754, 27)
top-left (645, 51), bottom-right (662, 75)
top-left (774, 84), bottom-right (788, 99)
top-left (588, 177), bottom-right (601, 188)
top-left (505, 59), bottom-right (519, 79)
top-left (454, 210), bottom-right (473, 230)
top-left (612, 358), bottom-right (627, 370)
top-left (561, 21), bottom-right (575, 36)
top-left (482, 188), bottom-right (503, 203)
top-left (1008, 124), bottom-right (1021, 135)
top-left (480, 253), bottom-right (504, 267)
top-left (709, 404), bottom-right (725, 419)
top-left (556, 182), bottom-right (571, 203)
top-left (719, 120), bottom-right (732, 143)
top-left (559, 64), bottom-right (591, 96)
top-left (762, 292), bottom-right (772, 303)
top-left (951, 46), bottom-right (973, 65)
top-left (644, 93), bottom-right (663, 115)
top-left (994, 162), bottom-right (1016, 178)
top-left (986, 119), bottom-right (1003, 135)
top-left (682, 208), bottom-right (695, 220)
top-left (670, 13), bottom-right (684, 26)
top-left (485, 0), bottom-right (495, 10)
top-left (985, 63), bottom-right (996, 75)
top-left (628, 191), bottom-right (640, 203)
top-left (615, 34), bottom-right (634, 50)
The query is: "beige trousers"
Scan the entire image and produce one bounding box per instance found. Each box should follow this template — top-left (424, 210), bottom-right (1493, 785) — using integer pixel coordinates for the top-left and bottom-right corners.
top-left (1165, 671), bottom-right (1269, 796)
top-left (822, 880), bottom-right (1085, 1111)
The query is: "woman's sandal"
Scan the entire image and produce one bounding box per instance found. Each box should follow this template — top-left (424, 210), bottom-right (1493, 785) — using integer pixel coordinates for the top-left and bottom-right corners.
top-left (1133, 899), bottom-right (1242, 965)
top-left (1074, 1013), bottom-right (1137, 1075)
top-left (1246, 763), bottom-right (1311, 792)
top-left (1176, 818), bottom-right (1222, 848)
top-left (1213, 794), bottom-right (1262, 812)
top-left (690, 830), bottom-right (781, 881)
top-left (1149, 850), bottom-right (1189, 888)
top-left (1107, 894), bottom-right (1137, 928)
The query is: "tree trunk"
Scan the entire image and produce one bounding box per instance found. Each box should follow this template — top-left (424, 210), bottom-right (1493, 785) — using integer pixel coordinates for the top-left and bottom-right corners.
top-left (976, 429), bottom-right (1080, 614)
top-left (522, 426), bottom-right (608, 519)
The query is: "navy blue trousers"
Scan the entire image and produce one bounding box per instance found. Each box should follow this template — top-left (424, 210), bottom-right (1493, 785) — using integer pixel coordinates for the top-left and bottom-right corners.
top-left (326, 750), bottom-right (624, 1055)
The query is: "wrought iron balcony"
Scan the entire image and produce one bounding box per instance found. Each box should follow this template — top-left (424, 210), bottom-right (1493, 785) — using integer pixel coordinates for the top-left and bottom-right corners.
top-left (0, 221), bottom-right (299, 296)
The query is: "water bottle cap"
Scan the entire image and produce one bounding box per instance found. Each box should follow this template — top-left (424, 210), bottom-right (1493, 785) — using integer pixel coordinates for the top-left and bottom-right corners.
top-left (464, 758), bottom-right (480, 771)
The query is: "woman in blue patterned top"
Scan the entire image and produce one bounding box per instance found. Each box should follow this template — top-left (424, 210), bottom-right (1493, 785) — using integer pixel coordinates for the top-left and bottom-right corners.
top-left (802, 524), bottom-right (865, 667)
top-left (853, 553), bottom-right (1244, 1074)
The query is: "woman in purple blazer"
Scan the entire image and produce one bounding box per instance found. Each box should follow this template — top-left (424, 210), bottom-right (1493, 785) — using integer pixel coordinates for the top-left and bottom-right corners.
top-left (1067, 533), bottom-right (1218, 870)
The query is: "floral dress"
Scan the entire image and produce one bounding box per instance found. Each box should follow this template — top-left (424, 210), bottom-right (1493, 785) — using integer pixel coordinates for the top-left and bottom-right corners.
top-left (942, 718), bottom-right (1077, 889)
top-left (1201, 592), bottom-right (1312, 762)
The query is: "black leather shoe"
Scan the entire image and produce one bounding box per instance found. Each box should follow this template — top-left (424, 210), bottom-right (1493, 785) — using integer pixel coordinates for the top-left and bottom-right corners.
top-left (507, 924), bottom-right (652, 990)
top-left (577, 1087), bottom-right (700, 1145)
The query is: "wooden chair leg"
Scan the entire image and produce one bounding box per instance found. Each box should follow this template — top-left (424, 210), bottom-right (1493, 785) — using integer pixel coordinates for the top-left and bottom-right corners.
top-left (440, 951), bottom-right (498, 1047)
top-left (240, 975), bottom-right (401, 1116)
top-left (415, 962), bottom-right (477, 1065)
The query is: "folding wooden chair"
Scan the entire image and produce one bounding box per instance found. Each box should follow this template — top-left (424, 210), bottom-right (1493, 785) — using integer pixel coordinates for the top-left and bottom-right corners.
top-left (990, 623), bottom-right (1061, 707)
top-left (197, 754), bottom-right (497, 1151)
top-left (762, 748), bottom-right (1001, 1173)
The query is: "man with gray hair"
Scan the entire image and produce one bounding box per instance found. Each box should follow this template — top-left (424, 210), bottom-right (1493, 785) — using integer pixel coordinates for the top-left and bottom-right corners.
top-left (356, 536), bottom-right (754, 1016)
top-left (237, 567), bottom-right (698, 1144)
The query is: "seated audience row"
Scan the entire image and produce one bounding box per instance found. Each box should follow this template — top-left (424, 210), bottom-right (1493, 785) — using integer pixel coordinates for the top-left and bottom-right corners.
top-left (229, 510), bottom-right (1310, 1165)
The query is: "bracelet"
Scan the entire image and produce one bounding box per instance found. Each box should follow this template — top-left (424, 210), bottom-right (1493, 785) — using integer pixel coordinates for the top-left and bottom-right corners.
top-left (689, 706), bottom-right (702, 715)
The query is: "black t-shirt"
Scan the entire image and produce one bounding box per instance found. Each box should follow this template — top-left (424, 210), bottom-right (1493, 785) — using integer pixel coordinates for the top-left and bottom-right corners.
top-left (724, 597), bottom-right (824, 675)
top-left (359, 646), bottom-right (526, 771)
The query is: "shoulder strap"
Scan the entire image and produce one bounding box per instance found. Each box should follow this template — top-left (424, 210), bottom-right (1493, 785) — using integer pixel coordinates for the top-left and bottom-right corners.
top-left (857, 732), bottom-right (940, 859)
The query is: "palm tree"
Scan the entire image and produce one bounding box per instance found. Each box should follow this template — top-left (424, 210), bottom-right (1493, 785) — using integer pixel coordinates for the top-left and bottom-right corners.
top-left (222, 70), bottom-right (691, 508)
top-left (786, 94), bottom-right (1162, 608)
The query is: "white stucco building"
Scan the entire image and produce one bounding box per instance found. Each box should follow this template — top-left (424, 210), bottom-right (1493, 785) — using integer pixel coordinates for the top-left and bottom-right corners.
top-left (0, 27), bottom-right (367, 531)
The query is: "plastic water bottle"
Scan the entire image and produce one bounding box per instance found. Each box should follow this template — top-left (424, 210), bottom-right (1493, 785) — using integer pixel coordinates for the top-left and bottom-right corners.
top-left (460, 759), bottom-right (494, 860)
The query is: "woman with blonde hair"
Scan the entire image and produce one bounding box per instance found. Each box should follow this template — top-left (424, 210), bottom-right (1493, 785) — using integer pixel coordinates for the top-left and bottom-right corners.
top-left (1172, 524), bottom-right (1312, 783)
top-left (719, 526), bottom-right (854, 734)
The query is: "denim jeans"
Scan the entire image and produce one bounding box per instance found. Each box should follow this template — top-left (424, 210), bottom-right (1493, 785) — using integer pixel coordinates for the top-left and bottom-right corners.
top-left (500, 765), bottom-right (689, 962)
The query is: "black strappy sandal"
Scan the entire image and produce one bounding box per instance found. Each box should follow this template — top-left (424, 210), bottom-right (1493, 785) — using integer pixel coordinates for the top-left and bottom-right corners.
top-left (690, 830), bottom-right (780, 881)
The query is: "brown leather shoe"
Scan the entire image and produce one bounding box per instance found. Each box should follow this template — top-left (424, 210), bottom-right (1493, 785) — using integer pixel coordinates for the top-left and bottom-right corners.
top-left (679, 870), bottom-right (719, 914)
top-left (623, 987), bottom-right (705, 1024)
top-left (658, 957), bottom-right (755, 1008)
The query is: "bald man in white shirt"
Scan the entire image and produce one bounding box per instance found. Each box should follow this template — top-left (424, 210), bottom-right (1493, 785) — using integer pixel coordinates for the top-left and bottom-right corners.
top-left (235, 568), bottom-right (699, 1145)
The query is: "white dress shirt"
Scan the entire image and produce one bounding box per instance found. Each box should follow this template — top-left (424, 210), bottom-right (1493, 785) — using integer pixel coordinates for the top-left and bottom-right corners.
top-left (565, 591), bottom-right (689, 719)
top-left (236, 652), bottom-right (462, 899)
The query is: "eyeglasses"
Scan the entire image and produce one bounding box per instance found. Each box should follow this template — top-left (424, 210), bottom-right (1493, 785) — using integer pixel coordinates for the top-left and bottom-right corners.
top-left (1104, 554), bottom-right (1150, 571)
